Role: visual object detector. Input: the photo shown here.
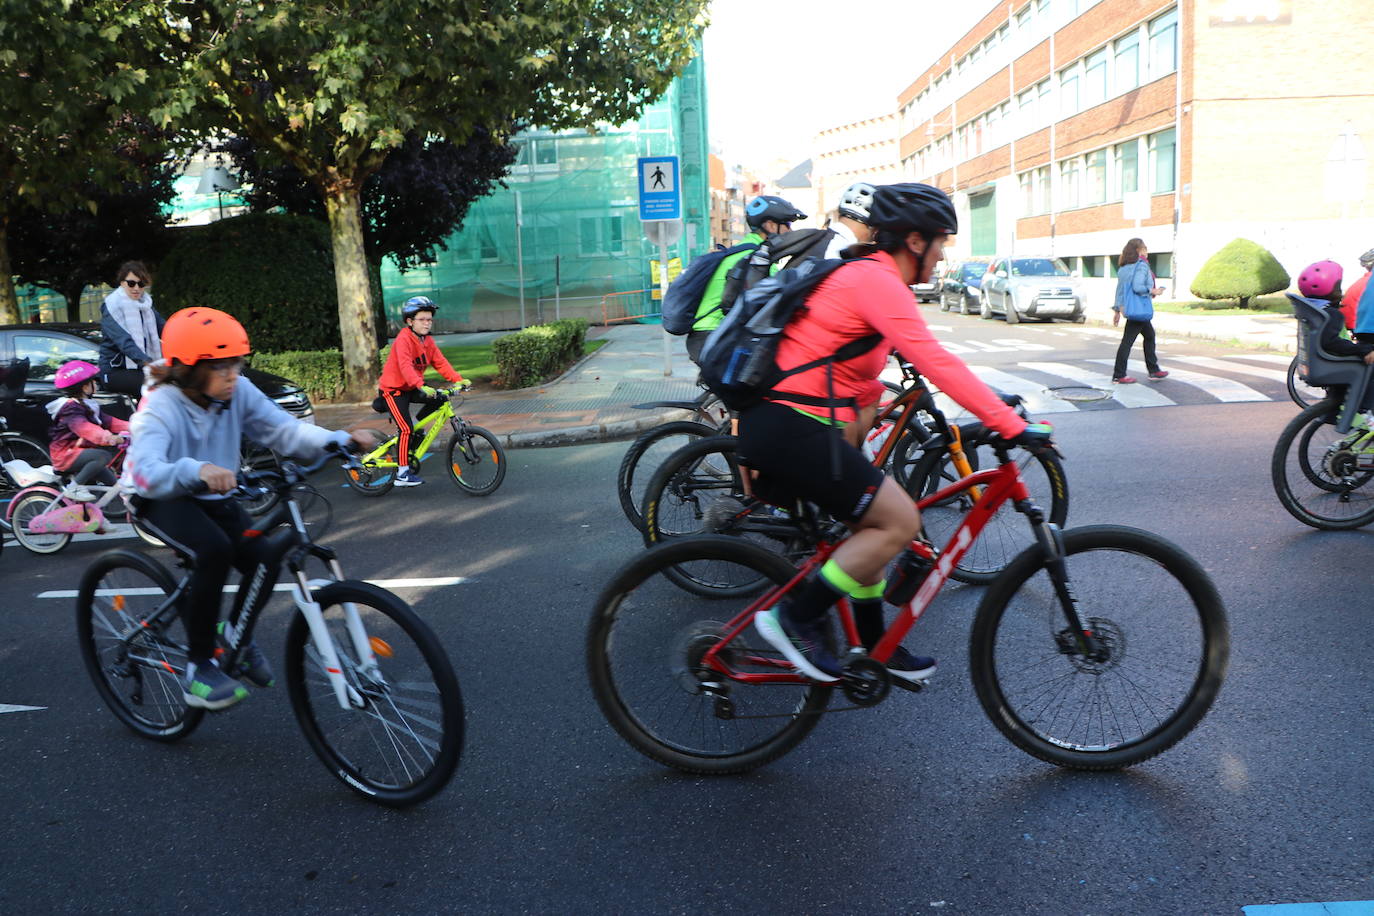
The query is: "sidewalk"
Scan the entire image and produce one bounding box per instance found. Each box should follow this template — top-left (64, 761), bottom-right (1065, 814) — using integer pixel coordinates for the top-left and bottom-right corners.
top-left (315, 307), bottom-right (1299, 449)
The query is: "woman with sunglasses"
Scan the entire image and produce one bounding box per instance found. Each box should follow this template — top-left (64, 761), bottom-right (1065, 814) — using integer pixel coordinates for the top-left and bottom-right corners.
top-left (98, 260), bottom-right (164, 397)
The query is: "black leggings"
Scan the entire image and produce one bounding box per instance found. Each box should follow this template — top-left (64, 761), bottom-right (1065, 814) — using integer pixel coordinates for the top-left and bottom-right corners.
top-left (133, 497), bottom-right (277, 662)
top-left (1113, 319), bottom-right (1160, 378)
top-left (65, 448), bottom-right (117, 486)
top-left (100, 368), bottom-right (143, 397)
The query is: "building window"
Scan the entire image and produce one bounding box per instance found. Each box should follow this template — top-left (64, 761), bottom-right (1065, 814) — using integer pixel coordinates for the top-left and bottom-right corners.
top-left (534, 139), bottom-right (558, 167)
top-left (1059, 65), bottom-right (1079, 117)
top-left (1115, 30), bottom-right (1140, 93)
top-left (1113, 138), bottom-right (1139, 197)
top-left (1150, 252), bottom-right (1173, 278)
top-left (477, 226), bottom-right (499, 262)
top-left (1059, 158), bottom-right (1081, 209)
top-left (1081, 256), bottom-right (1102, 278)
top-left (1016, 3), bottom-right (1032, 30)
top-left (1149, 127), bottom-right (1176, 192)
top-left (1083, 50), bottom-right (1108, 108)
top-left (1148, 8), bottom-right (1178, 80)
top-left (1085, 149), bottom-right (1107, 205)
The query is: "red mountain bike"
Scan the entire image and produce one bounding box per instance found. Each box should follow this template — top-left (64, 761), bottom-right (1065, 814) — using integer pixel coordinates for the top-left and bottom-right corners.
top-left (588, 435), bottom-right (1229, 774)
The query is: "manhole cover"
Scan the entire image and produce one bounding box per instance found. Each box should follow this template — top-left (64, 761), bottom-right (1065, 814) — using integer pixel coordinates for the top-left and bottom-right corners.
top-left (1047, 385), bottom-right (1112, 403)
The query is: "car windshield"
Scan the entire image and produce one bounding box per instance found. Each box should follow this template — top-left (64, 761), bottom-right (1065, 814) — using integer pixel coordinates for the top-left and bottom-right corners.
top-left (962, 266), bottom-right (984, 279)
top-left (1011, 258), bottom-right (1071, 277)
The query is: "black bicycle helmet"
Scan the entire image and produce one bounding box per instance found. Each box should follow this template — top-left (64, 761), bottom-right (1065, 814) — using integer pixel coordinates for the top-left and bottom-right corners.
top-left (402, 296), bottom-right (438, 319)
top-left (745, 195), bottom-right (807, 230)
top-left (867, 182), bottom-right (958, 239)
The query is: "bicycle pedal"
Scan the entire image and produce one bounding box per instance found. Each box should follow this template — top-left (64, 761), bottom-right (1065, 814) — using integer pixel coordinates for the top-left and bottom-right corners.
top-left (889, 676), bottom-right (929, 694)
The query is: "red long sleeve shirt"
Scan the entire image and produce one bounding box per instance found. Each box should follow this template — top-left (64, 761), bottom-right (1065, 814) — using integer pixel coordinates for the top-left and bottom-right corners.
top-left (769, 251), bottom-right (1027, 439)
top-left (378, 328), bottom-right (462, 394)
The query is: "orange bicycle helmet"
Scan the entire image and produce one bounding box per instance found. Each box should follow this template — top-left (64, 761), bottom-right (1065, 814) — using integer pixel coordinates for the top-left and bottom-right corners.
top-left (161, 307), bottom-right (251, 365)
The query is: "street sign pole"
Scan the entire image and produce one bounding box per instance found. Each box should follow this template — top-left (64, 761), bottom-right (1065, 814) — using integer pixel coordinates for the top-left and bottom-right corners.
top-left (637, 155), bottom-right (683, 377)
top-left (515, 190), bottom-right (526, 329)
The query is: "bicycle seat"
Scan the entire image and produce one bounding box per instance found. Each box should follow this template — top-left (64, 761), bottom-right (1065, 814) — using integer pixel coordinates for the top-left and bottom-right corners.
top-left (1290, 294), bottom-right (1374, 432)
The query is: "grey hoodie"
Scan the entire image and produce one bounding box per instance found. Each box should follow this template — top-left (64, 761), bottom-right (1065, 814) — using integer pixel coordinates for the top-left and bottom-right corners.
top-left (124, 376), bottom-right (348, 500)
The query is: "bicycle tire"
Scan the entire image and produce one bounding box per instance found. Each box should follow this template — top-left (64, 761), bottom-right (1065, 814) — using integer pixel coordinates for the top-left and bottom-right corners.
top-left (445, 424), bottom-right (506, 496)
top-left (616, 420), bottom-right (717, 532)
top-left (130, 513), bottom-right (167, 548)
top-left (641, 435), bottom-right (810, 598)
top-left (905, 433), bottom-right (1070, 584)
top-left (1286, 355), bottom-right (1325, 409)
top-left (587, 534), bottom-right (831, 775)
top-left (9, 489), bottom-right (72, 554)
top-left (0, 433), bottom-right (53, 532)
top-left (969, 525), bottom-right (1228, 770)
top-left (344, 453), bottom-right (397, 497)
top-left (285, 580), bottom-right (464, 807)
top-left (76, 549), bottom-right (205, 741)
top-left (1270, 398), bottom-right (1374, 529)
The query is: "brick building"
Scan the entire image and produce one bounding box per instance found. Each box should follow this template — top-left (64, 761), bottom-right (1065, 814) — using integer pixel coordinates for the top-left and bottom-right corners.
top-left (810, 113), bottom-right (902, 226)
top-left (897, 0), bottom-right (1374, 305)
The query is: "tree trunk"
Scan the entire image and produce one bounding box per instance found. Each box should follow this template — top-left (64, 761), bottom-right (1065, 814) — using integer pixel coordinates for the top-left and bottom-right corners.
top-left (0, 215), bottom-right (20, 324)
top-left (322, 183), bottom-right (379, 402)
top-left (1239, 296), bottom-right (1251, 309)
top-left (60, 281), bottom-right (84, 323)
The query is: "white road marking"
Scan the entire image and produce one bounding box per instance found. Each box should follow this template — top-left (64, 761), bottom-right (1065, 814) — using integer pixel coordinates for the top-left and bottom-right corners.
top-left (1088, 359), bottom-right (1268, 401)
top-left (963, 367), bottom-right (1080, 414)
top-left (36, 576), bottom-right (469, 599)
top-left (1230, 353), bottom-right (1294, 365)
top-left (1021, 361), bottom-right (1175, 407)
top-left (0, 704), bottom-right (46, 714)
top-left (1169, 355), bottom-right (1289, 384)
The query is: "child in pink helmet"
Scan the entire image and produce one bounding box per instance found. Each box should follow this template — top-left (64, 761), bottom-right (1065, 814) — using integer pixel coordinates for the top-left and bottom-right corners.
top-left (47, 360), bottom-right (129, 499)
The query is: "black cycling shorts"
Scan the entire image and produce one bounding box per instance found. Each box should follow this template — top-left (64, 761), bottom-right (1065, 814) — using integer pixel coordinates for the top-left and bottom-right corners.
top-left (736, 400), bottom-right (883, 524)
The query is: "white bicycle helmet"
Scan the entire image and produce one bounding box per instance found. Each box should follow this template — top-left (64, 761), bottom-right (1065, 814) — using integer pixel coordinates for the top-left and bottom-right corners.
top-left (837, 182), bottom-right (876, 223)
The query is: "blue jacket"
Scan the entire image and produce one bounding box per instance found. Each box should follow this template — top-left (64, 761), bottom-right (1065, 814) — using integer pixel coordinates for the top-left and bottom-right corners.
top-left (1114, 260), bottom-right (1155, 321)
top-left (1356, 275), bottom-right (1374, 336)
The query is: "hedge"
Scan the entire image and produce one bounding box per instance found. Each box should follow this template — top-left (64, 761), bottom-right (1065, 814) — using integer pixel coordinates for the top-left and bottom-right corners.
top-left (249, 349), bottom-right (371, 403)
top-left (157, 212), bottom-right (386, 352)
top-left (492, 319), bottom-right (589, 389)
top-left (1190, 238), bottom-right (1291, 307)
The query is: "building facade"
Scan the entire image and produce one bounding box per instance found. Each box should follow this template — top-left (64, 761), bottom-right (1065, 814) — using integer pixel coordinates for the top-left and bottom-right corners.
top-left (897, 0), bottom-right (1374, 305)
top-left (811, 113), bottom-right (902, 225)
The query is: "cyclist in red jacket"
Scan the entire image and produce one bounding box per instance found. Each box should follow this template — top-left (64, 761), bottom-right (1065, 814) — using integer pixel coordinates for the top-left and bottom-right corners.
top-left (377, 297), bottom-right (469, 487)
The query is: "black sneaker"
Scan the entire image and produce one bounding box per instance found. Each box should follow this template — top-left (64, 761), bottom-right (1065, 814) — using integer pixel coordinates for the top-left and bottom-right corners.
top-left (235, 641), bottom-right (276, 688)
top-left (755, 606), bottom-right (842, 682)
top-left (886, 646), bottom-right (937, 684)
top-left (183, 660), bottom-right (249, 710)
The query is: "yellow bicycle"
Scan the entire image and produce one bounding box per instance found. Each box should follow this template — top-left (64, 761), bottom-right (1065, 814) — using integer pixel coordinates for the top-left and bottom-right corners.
top-left (346, 389), bottom-right (507, 497)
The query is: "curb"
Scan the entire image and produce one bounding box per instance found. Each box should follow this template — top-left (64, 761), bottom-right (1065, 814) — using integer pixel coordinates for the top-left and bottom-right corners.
top-left (1085, 313), bottom-right (1295, 354)
top-left (503, 409), bottom-right (692, 449)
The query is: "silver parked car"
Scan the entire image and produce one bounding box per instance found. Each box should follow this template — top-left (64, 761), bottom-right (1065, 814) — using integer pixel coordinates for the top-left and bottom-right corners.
top-left (978, 256), bottom-right (1086, 324)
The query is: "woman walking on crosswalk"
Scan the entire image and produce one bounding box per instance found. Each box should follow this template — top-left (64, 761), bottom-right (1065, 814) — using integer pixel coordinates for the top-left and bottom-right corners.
top-left (1111, 237), bottom-right (1168, 384)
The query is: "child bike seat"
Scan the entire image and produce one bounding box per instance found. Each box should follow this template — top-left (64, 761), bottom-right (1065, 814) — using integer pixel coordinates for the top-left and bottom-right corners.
top-left (1290, 294), bottom-right (1374, 433)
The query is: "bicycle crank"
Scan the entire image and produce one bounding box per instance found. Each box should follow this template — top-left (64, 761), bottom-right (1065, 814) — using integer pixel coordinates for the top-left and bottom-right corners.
top-left (840, 657), bottom-right (891, 706)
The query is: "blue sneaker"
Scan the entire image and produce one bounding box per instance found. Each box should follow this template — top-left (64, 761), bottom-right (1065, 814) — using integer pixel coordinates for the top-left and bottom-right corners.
top-left (183, 660), bottom-right (249, 710)
top-left (217, 622), bottom-right (274, 688)
top-left (754, 606), bottom-right (842, 682)
top-left (395, 468), bottom-right (424, 487)
top-left (886, 646), bottom-right (937, 685)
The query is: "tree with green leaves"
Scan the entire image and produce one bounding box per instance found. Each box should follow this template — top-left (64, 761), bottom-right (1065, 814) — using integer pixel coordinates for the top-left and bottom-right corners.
top-left (0, 0), bottom-right (167, 323)
top-left (1191, 238), bottom-right (1291, 308)
top-left (156, 0), bottom-right (707, 399)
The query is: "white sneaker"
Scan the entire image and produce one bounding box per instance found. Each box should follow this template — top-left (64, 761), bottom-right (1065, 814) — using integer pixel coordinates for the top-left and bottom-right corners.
top-left (67, 485), bottom-right (98, 502)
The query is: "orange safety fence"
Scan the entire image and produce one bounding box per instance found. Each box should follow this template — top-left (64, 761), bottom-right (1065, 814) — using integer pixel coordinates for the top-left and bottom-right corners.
top-left (601, 289), bottom-right (659, 326)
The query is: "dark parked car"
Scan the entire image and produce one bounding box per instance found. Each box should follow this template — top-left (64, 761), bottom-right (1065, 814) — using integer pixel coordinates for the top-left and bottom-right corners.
top-left (0, 323), bottom-right (314, 445)
top-left (938, 258), bottom-right (993, 315)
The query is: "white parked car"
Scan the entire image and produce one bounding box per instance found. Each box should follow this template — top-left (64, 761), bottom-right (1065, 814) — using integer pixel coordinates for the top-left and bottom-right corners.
top-left (978, 256), bottom-right (1087, 324)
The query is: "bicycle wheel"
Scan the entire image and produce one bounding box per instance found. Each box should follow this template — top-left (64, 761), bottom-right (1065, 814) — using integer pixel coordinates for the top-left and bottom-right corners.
top-left (0, 433), bottom-right (52, 532)
top-left (969, 525), bottom-right (1228, 770)
top-left (616, 420), bottom-right (716, 532)
top-left (906, 432), bottom-right (1070, 584)
top-left (588, 535), bottom-right (832, 775)
top-left (1271, 399), bottom-right (1374, 529)
top-left (1286, 356), bottom-right (1325, 409)
top-left (285, 581), bottom-right (464, 807)
top-left (641, 436), bottom-right (810, 598)
top-left (9, 490), bottom-right (72, 554)
top-left (344, 454), bottom-right (397, 497)
top-left (445, 424), bottom-right (506, 496)
top-left (76, 549), bottom-right (204, 741)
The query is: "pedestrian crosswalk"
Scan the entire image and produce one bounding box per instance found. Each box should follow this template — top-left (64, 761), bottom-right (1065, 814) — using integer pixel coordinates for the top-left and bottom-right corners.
top-left (880, 353), bottom-right (1298, 419)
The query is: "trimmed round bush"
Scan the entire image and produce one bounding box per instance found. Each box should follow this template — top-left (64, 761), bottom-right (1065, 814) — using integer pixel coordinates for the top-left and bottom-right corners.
top-left (1190, 238), bottom-right (1290, 307)
top-left (156, 212), bottom-right (384, 352)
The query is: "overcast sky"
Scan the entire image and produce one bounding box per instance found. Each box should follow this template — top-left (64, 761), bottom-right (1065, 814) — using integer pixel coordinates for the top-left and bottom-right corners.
top-left (701, 0), bottom-right (989, 171)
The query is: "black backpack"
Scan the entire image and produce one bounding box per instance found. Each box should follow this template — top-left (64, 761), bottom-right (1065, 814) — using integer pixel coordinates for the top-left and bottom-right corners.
top-left (697, 256), bottom-right (881, 412)
top-left (659, 241), bottom-right (758, 335)
top-left (717, 228), bottom-right (836, 320)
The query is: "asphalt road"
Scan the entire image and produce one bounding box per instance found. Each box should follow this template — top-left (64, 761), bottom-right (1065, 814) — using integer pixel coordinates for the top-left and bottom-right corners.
top-left (1, 320), bottom-right (1371, 915)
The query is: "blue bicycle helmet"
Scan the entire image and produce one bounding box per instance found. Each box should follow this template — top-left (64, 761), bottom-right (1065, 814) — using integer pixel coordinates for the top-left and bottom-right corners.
top-left (745, 195), bottom-right (807, 231)
top-left (402, 296), bottom-right (438, 319)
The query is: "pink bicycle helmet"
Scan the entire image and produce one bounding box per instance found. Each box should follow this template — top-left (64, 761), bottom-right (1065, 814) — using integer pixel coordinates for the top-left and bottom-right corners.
top-left (54, 360), bottom-right (100, 390)
top-left (1298, 260), bottom-right (1343, 298)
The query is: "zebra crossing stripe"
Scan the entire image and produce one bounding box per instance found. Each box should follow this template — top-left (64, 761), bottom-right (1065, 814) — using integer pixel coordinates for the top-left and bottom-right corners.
top-left (1021, 362), bottom-right (1175, 407)
top-left (964, 366), bottom-right (1079, 414)
top-left (1088, 359), bottom-right (1268, 402)
top-left (1170, 355), bottom-right (1289, 384)
top-left (1230, 354), bottom-right (1294, 366)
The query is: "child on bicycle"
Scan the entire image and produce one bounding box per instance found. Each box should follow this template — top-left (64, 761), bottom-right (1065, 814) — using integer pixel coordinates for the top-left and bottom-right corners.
top-left (47, 360), bottom-right (129, 500)
top-left (376, 296), bottom-right (470, 487)
top-left (125, 307), bottom-right (375, 710)
top-left (1299, 261), bottom-right (1374, 363)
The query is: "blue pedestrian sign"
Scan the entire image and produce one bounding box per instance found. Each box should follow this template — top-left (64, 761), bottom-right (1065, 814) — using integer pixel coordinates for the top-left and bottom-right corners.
top-left (637, 156), bottom-right (681, 221)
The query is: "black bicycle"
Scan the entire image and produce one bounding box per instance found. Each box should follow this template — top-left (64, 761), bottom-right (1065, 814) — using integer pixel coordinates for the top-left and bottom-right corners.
top-left (77, 445), bottom-right (464, 807)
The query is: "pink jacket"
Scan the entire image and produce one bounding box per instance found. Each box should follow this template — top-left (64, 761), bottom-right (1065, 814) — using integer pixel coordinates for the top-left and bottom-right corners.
top-left (46, 397), bottom-right (128, 471)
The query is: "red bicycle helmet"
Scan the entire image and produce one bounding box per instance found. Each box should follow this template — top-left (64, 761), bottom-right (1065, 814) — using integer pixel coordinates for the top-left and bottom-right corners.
top-left (1298, 260), bottom-right (1343, 298)
top-left (161, 307), bottom-right (251, 365)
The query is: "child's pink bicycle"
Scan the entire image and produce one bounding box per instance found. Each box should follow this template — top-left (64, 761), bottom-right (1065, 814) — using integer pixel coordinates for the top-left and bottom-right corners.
top-left (6, 443), bottom-right (162, 554)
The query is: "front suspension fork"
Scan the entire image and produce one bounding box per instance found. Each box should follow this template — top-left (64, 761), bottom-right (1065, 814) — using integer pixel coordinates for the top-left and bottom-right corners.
top-left (1028, 513), bottom-right (1102, 658)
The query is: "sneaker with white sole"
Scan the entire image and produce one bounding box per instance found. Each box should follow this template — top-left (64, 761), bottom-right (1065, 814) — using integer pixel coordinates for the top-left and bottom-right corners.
top-left (885, 646), bottom-right (937, 684)
top-left (754, 606), bottom-right (842, 682)
top-left (183, 659), bottom-right (249, 710)
top-left (394, 469), bottom-right (424, 487)
top-left (66, 485), bottom-right (98, 502)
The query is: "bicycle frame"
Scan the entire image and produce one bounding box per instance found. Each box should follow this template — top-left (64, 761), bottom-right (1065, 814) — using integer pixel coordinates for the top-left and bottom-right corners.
top-left (358, 397), bottom-right (459, 469)
top-left (698, 452), bottom-right (1090, 686)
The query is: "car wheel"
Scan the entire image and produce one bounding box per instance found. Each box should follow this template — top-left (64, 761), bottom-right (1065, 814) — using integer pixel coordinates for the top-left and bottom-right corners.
top-left (939, 293), bottom-right (951, 312)
top-left (979, 292), bottom-right (992, 319)
top-left (1005, 302), bottom-right (1020, 324)
top-left (960, 294), bottom-right (973, 316)
top-left (1074, 312), bottom-right (1087, 324)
